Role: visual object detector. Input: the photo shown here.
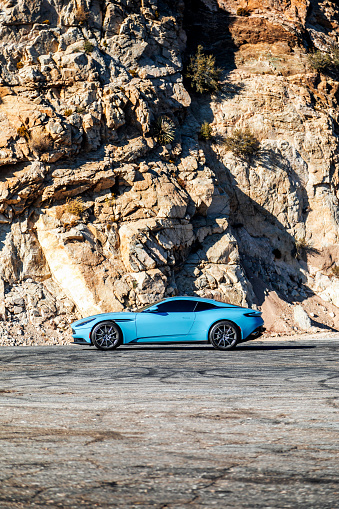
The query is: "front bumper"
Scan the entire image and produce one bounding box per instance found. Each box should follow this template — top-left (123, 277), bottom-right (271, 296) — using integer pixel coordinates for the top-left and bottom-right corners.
top-left (72, 338), bottom-right (92, 346)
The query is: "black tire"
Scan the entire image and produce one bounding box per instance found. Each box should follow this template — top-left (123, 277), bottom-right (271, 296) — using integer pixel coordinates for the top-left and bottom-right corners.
top-left (91, 321), bottom-right (122, 351)
top-left (209, 320), bottom-right (239, 350)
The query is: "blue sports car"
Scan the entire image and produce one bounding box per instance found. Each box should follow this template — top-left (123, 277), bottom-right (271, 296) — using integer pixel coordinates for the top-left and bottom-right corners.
top-left (71, 297), bottom-right (264, 351)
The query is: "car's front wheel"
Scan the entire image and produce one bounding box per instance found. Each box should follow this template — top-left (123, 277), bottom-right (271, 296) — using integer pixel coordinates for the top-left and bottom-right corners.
top-left (91, 321), bottom-right (122, 351)
top-left (209, 320), bottom-right (239, 350)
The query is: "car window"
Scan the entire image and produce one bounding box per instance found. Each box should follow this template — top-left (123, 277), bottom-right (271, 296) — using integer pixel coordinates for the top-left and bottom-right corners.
top-left (195, 302), bottom-right (219, 312)
top-left (156, 300), bottom-right (197, 313)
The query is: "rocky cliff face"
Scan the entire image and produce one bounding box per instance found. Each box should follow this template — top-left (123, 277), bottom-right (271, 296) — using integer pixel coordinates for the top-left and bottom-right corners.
top-left (1, 0), bottom-right (339, 345)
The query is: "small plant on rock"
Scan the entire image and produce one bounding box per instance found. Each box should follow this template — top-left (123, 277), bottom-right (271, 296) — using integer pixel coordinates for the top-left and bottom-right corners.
top-left (237, 7), bottom-right (250, 16)
top-left (129, 68), bottom-right (138, 77)
top-left (199, 121), bottom-right (213, 140)
top-left (308, 50), bottom-right (332, 72)
top-left (29, 131), bottom-right (53, 153)
top-left (76, 106), bottom-right (86, 114)
top-left (224, 128), bottom-right (260, 157)
top-left (83, 40), bottom-right (94, 54)
top-left (331, 265), bottom-right (339, 278)
top-left (17, 125), bottom-right (29, 139)
top-left (186, 45), bottom-right (222, 94)
top-left (154, 116), bottom-right (176, 145)
top-left (16, 61), bottom-right (24, 70)
top-left (42, 19), bottom-right (50, 24)
top-left (64, 109), bottom-right (73, 117)
top-left (65, 197), bottom-right (85, 217)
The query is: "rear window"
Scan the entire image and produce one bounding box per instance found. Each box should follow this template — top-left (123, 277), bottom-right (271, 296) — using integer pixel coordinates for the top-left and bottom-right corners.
top-left (195, 302), bottom-right (219, 312)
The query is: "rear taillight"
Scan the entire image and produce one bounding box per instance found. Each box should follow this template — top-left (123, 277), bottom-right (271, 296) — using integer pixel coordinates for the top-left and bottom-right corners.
top-left (244, 311), bottom-right (262, 317)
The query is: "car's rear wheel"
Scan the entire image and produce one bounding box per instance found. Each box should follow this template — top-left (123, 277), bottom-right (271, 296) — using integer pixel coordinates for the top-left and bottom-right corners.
top-left (209, 320), bottom-right (239, 350)
top-left (91, 321), bottom-right (122, 351)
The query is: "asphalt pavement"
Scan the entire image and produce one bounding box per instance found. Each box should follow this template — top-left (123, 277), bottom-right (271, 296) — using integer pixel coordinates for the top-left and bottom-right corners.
top-left (0, 338), bottom-right (339, 508)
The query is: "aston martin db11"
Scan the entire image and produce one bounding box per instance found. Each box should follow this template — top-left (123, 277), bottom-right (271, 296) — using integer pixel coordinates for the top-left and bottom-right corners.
top-left (71, 297), bottom-right (264, 351)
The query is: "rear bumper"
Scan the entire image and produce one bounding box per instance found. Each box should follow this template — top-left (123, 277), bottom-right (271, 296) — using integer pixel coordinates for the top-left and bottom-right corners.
top-left (248, 325), bottom-right (266, 339)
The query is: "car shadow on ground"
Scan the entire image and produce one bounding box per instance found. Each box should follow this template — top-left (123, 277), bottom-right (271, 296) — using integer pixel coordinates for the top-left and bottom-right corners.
top-left (80, 345), bottom-right (316, 352)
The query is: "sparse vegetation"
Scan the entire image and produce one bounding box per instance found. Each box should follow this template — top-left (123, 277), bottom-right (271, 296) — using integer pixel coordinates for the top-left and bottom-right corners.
top-left (129, 69), bottom-right (138, 77)
top-left (16, 61), bottom-right (24, 70)
top-left (83, 40), bottom-right (94, 54)
top-left (75, 5), bottom-right (89, 25)
top-left (308, 50), bottom-right (332, 72)
top-left (294, 236), bottom-right (310, 259)
top-left (237, 7), bottom-right (250, 16)
top-left (224, 128), bottom-right (260, 157)
top-left (76, 106), bottom-right (86, 114)
top-left (186, 45), bottom-right (222, 94)
top-left (64, 109), bottom-right (73, 117)
top-left (177, 177), bottom-right (186, 189)
top-left (65, 197), bottom-right (85, 217)
top-left (199, 121), bottom-right (213, 140)
top-left (29, 131), bottom-right (53, 153)
top-left (154, 116), bottom-right (176, 145)
top-left (331, 265), bottom-right (339, 278)
top-left (17, 125), bottom-right (29, 139)
top-left (42, 19), bottom-right (50, 24)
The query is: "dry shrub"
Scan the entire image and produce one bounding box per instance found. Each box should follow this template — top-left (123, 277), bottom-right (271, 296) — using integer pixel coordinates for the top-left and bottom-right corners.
top-left (64, 109), bottom-right (73, 117)
top-left (331, 265), bottom-right (339, 278)
top-left (237, 7), bottom-right (250, 16)
top-left (75, 5), bottom-right (89, 24)
top-left (29, 131), bottom-right (53, 153)
top-left (16, 62), bottom-right (24, 70)
top-left (224, 128), bottom-right (260, 157)
top-left (17, 125), bottom-right (29, 139)
top-left (177, 177), bottom-right (186, 189)
top-left (65, 197), bottom-right (85, 217)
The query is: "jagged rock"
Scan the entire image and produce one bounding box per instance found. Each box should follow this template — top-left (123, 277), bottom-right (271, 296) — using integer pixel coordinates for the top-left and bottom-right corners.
top-left (0, 0), bottom-right (339, 346)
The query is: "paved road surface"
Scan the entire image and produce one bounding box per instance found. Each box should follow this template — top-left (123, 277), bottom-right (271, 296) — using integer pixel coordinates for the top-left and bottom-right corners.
top-left (1, 339), bottom-right (339, 508)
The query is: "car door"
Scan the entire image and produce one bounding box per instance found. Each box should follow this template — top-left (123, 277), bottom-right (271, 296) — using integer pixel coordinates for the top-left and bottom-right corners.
top-left (135, 300), bottom-right (197, 342)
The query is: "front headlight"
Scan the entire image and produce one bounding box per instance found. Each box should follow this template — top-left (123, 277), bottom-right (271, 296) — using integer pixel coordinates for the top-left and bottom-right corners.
top-left (74, 318), bottom-right (96, 328)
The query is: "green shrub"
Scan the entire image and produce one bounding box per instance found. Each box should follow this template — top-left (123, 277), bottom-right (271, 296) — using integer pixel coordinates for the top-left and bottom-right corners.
top-left (83, 40), bottom-right (94, 54)
top-left (224, 128), bottom-right (260, 157)
top-left (154, 116), bottom-right (176, 145)
top-left (199, 121), bottom-right (213, 140)
top-left (186, 45), bottom-right (222, 94)
top-left (308, 50), bottom-right (332, 72)
top-left (236, 7), bottom-right (250, 16)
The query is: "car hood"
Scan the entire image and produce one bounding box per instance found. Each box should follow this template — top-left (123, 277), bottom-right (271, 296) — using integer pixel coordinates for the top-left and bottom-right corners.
top-left (72, 312), bottom-right (137, 327)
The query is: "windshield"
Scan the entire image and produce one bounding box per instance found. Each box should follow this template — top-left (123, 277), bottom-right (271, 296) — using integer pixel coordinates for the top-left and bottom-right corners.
top-left (137, 300), bottom-right (164, 312)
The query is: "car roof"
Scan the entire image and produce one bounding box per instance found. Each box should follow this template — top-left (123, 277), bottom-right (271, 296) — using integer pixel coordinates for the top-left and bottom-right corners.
top-left (159, 296), bottom-right (238, 308)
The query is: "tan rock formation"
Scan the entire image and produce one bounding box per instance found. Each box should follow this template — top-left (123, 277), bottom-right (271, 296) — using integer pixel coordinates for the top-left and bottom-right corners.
top-left (1, 0), bottom-right (339, 345)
